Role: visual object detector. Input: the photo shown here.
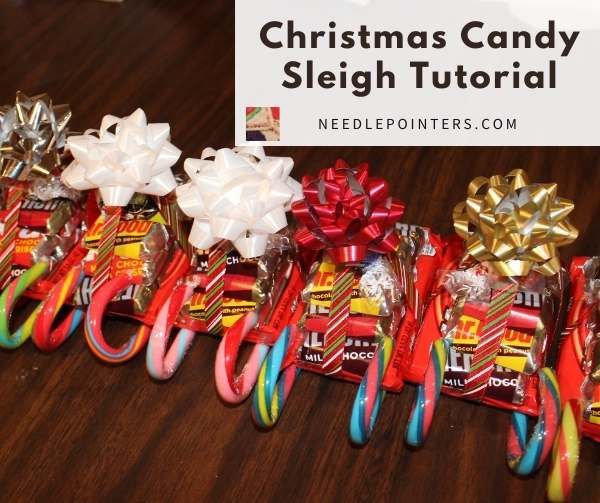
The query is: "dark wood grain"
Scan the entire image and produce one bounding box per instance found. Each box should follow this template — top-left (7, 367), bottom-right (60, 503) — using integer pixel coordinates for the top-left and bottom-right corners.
top-left (1, 1), bottom-right (599, 502)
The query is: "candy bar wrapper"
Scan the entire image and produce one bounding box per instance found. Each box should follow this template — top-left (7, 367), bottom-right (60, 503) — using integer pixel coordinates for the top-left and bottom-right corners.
top-left (174, 231), bottom-right (302, 342)
top-left (296, 225), bottom-right (443, 390)
top-left (557, 257), bottom-right (600, 442)
top-left (0, 191), bottom-right (84, 299)
top-left (409, 235), bottom-right (567, 415)
top-left (71, 195), bottom-right (189, 323)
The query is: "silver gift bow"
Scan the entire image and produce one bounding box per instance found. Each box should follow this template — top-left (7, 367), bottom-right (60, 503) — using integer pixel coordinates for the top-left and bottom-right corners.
top-left (0, 91), bottom-right (71, 181)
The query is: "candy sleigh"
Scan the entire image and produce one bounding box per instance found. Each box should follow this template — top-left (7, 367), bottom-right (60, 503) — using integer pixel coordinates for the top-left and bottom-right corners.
top-left (0, 92), bottom-right (86, 349)
top-left (247, 160), bottom-right (443, 443)
top-left (145, 147), bottom-right (303, 391)
top-left (546, 257), bottom-right (600, 502)
top-left (403, 170), bottom-right (578, 477)
top-left (30, 109), bottom-right (190, 363)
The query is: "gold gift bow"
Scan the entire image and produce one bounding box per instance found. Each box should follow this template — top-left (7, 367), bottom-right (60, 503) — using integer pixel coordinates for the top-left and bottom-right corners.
top-left (0, 91), bottom-right (71, 181)
top-left (453, 169), bottom-right (578, 277)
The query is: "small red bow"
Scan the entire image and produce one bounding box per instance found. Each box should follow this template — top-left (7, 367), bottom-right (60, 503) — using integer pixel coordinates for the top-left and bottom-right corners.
top-left (292, 159), bottom-right (405, 264)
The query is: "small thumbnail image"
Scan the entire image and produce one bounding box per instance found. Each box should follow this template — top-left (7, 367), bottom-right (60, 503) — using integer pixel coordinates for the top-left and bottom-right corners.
top-left (245, 106), bottom-right (280, 141)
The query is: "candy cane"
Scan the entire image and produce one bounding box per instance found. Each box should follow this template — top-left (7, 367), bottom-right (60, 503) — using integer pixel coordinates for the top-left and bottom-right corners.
top-left (546, 399), bottom-right (582, 502)
top-left (146, 281), bottom-right (197, 380)
top-left (215, 311), bottom-right (269, 403)
top-left (405, 338), bottom-right (449, 447)
top-left (32, 264), bottom-right (85, 352)
top-left (0, 261), bottom-right (48, 349)
top-left (0, 186), bottom-right (25, 289)
top-left (85, 274), bottom-right (151, 363)
top-left (251, 325), bottom-right (301, 428)
top-left (506, 367), bottom-right (561, 476)
top-left (349, 335), bottom-right (394, 445)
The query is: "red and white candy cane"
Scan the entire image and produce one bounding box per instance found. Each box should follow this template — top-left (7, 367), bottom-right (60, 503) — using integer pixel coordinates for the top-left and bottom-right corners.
top-left (85, 274), bottom-right (151, 364)
top-left (32, 264), bottom-right (86, 352)
top-left (146, 280), bottom-right (197, 380)
top-left (215, 311), bottom-right (270, 403)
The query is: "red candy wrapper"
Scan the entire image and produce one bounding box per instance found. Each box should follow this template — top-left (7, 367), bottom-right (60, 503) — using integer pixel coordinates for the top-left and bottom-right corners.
top-left (174, 232), bottom-right (302, 342)
top-left (409, 237), bottom-right (568, 415)
top-left (406, 170), bottom-right (578, 415)
top-left (285, 160), bottom-right (442, 391)
top-left (558, 257), bottom-right (600, 442)
top-left (0, 187), bottom-right (85, 300)
top-left (297, 223), bottom-right (442, 391)
top-left (70, 194), bottom-right (189, 325)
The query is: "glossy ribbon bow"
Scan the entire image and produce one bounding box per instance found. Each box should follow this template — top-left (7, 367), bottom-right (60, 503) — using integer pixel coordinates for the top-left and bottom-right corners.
top-left (61, 108), bottom-right (180, 206)
top-left (176, 146), bottom-right (301, 258)
top-left (0, 91), bottom-right (71, 181)
top-left (453, 169), bottom-right (578, 277)
top-left (292, 159), bottom-right (405, 264)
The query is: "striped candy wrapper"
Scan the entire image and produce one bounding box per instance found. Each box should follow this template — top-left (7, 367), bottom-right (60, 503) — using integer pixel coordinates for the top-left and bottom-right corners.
top-left (322, 266), bottom-right (354, 375)
top-left (91, 206), bottom-right (122, 294)
top-left (0, 186), bottom-right (25, 289)
top-left (203, 242), bottom-right (227, 335)
top-left (462, 283), bottom-right (519, 399)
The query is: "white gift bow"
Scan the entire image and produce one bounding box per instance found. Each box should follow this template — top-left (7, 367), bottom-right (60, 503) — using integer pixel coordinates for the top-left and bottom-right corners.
top-left (176, 146), bottom-right (302, 258)
top-left (61, 108), bottom-right (181, 206)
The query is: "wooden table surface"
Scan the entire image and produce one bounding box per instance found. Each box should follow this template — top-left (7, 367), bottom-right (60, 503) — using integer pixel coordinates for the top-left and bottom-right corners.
top-left (1, 1), bottom-right (599, 502)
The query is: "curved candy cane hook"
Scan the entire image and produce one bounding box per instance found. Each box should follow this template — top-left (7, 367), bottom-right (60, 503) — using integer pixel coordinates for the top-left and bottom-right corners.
top-left (546, 399), bottom-right (582, 502)
top-left (85, 274), bottom-right (151, 364)
top-left (215, 311), bottom-right (269, 403)
top-left (0, 261), bottom-right (49, 349)
top-left (507, 367), bottom-right (561, 476)
top-left (349, 335), bottom-right (394, 445)
top-left (32, 265), bottom-right (85, 352)
top-left (146, 281), bottom-right (196, 380)
top-left (405, 338), bottom-right (449, 447)
top-left (251, 325), bottom-right (301, 428)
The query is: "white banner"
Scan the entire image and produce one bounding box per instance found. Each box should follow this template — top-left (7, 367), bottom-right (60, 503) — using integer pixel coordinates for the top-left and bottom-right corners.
top-left (235, 0), bottom-right (600, 146)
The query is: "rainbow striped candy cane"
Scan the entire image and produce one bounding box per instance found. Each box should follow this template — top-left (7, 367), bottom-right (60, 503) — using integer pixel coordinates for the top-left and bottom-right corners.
top-left (0, 186), bottom-right (25, 289)
top-left (215, 311), bottom-right (270, 403)
top-left (32, 265), bottom-right (86, 352)
top-left (406, 293), bottom-right (466, 447)
top-left (252, 325), bottom-right (301, 428)
top-left (507, 367), bottom-right (562, 476)
top-left (146, 281), bottom-right (197, 380)
top-left (546, 399), bottom-right (582, 502)
top-left (0, 261), bottom-right (48, 348)
top-left (405, 338), bottom-right (449, 447)
top-left (349, 335), bottom-right (394, 445)
top-left (85, 274), bottom-right (151, 363)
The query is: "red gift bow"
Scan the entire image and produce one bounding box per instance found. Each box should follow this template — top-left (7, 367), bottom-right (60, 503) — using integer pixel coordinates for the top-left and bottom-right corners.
top-left (292, 159), bottom-right (405, 264)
